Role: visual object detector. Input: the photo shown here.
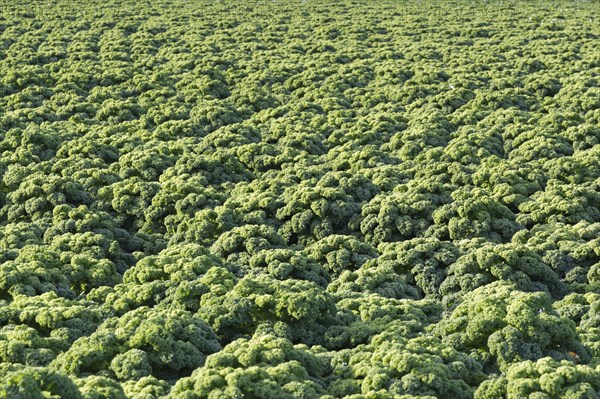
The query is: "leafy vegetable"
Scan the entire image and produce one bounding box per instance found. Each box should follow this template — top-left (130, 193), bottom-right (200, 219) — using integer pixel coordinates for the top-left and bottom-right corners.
top-left (1, 0), bottom-right (599, 397)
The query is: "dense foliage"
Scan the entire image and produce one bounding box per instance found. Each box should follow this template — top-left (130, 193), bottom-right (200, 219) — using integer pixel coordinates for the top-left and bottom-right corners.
top-left (1, 0), bottom-right (600, 397)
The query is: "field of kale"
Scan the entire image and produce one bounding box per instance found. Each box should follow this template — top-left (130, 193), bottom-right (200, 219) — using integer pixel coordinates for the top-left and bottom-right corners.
top-left (1, 0), bottom-right (600, 397)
